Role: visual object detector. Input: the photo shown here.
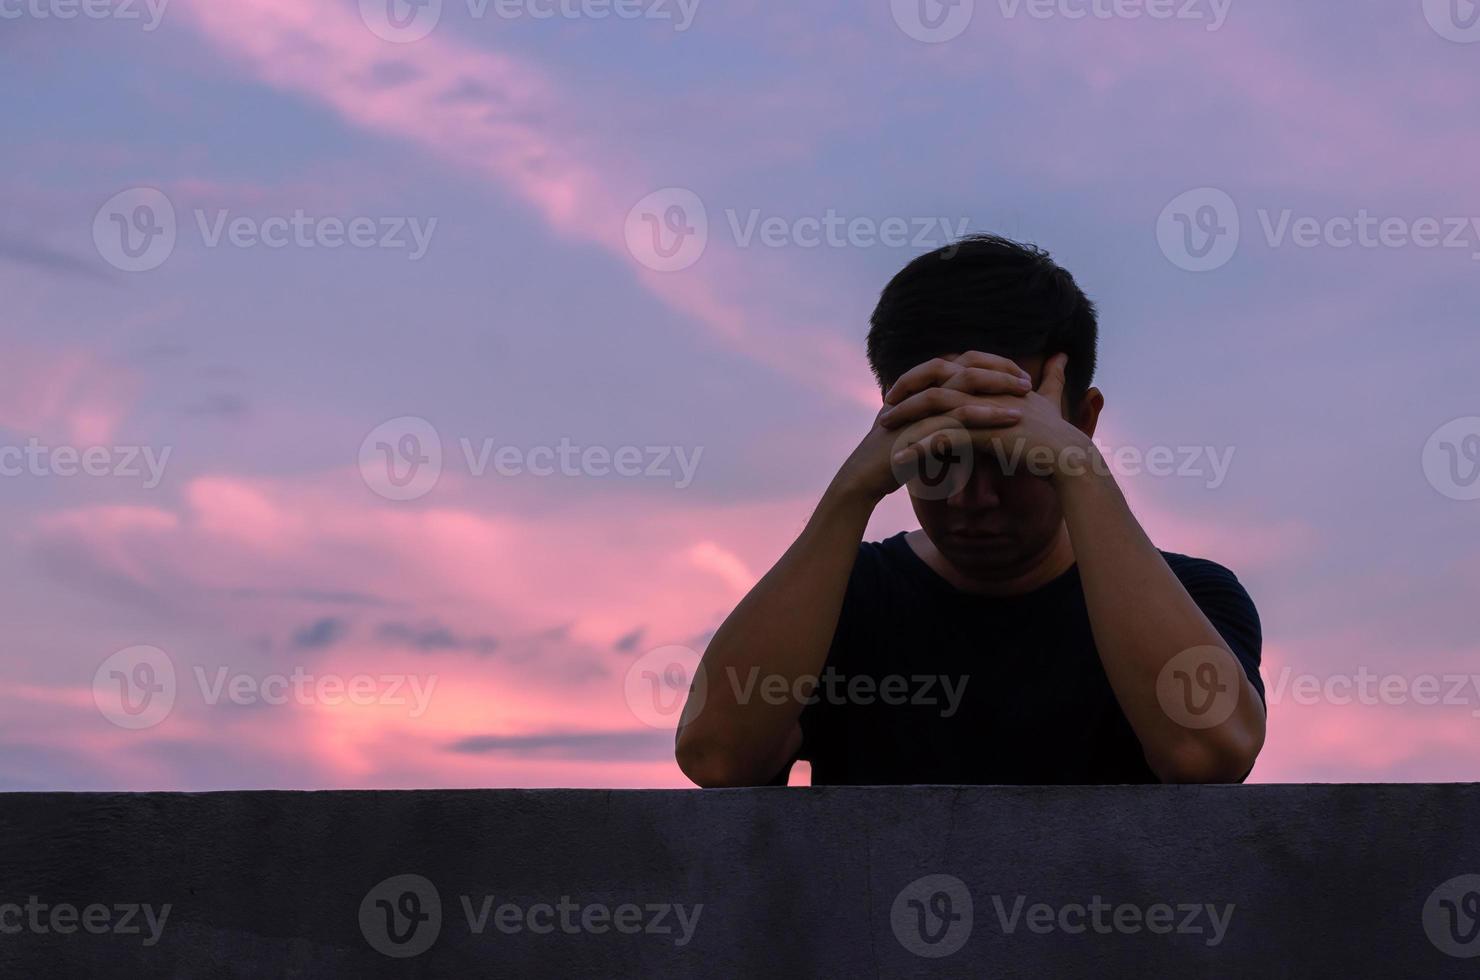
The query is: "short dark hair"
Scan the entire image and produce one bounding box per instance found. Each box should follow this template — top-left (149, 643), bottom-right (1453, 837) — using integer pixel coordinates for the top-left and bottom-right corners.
top-left (866, 234), bottom-right (1098, 405)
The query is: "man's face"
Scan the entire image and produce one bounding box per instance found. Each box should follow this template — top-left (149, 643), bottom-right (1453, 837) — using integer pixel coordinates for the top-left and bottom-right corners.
top-left (905, 354), bottom-right (1073, 577)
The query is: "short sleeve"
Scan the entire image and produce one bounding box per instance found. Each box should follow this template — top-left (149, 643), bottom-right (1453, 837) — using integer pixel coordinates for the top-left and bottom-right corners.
top-left (1166, 554), bottom-right (1265, 705)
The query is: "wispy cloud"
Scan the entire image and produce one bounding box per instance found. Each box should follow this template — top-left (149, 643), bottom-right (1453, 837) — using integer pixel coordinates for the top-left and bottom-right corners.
top-left (173, 0), bottom-right (877, 406)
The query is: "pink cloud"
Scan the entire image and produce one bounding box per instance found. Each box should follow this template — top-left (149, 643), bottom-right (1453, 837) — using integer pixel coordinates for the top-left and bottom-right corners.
top-left (10, 469), bottom-right (823, 787)
top-left (0, 343), bottom-right (135, 444)
top-left (16, 466), bottom-right (1472, 786)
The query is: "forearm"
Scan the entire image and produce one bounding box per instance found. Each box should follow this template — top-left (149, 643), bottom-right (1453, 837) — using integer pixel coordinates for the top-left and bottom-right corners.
top-left (1056, 455), bottom-right (1266, 782)
top-left (675, 480), bottom-right (877, 787)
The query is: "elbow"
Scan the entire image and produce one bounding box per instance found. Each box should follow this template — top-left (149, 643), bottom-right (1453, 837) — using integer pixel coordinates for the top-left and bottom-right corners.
top-left (1149, 723), bottom-right (1265, 785)
top-left (675, 733), bottom-right (753, 788)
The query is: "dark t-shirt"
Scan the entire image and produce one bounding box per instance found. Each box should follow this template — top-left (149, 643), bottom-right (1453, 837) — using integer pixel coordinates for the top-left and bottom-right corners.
top-left (786, 531), bottom-right (1264, 785)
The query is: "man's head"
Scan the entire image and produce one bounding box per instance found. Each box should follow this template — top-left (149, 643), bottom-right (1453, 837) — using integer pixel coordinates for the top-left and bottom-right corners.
top-left (866, 235), bottom-right (1103, 578)
top-left (868, 234), bottom-right (1098, 403)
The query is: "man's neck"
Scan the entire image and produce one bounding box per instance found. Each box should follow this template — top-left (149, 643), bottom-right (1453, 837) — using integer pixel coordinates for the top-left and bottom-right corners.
top-left (906, 524), bottom-right (1077, 596)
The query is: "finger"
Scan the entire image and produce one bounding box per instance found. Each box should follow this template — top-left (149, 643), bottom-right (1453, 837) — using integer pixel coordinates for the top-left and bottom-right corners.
top-left (887, 414), bottom-right (972, 466)
top-left (879, 385), bottom-right (971, 429)
top-left (950, 351), bottom-right (1031, 380)
top-left (882, 358), bottom-right (965, 407)
top-left (1037, 352), bottom-right (1069, 408)
top-left (883, 385), bottom-right (1030, 429)
top-left (887, 408), bottom-right (1022, 484)
top-left (938, 366), bottom-right (1034, 398)
top-left (948, 402), bottom-right (1028, 429)
top-left (890, 428), bottom-right (972, 474)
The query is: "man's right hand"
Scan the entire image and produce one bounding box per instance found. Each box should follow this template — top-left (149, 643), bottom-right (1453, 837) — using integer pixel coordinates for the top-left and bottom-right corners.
top-left (829, 353), bottom-right (1032, 505)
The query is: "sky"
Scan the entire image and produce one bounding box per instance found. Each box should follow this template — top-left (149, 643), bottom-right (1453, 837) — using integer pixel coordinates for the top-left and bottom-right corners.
top-left (2, 0), bottom-right (1479, 789)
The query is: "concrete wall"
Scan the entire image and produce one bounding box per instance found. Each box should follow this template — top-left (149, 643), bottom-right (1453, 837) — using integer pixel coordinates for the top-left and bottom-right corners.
top-left (1, 785), bottom-right (1478, 977)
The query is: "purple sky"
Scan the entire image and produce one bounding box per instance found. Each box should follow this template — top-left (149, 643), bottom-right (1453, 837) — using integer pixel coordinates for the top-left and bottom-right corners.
top-left (2, 0), bottom-right (1479, 789)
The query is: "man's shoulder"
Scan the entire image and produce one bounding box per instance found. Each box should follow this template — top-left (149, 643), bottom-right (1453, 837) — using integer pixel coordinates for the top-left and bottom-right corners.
top-left (1158, 551), bottom-right (1261, 622)
top-left (1158, 550), bottom-right (1245, 585)
top-left (855, 531), bottom-right (912, 565)
top-left (851, 532), bottom-right (907, 578)
top-left (838, 532), bottom-right (925, 601)
top-left (1159, 550), bottom-right (1264, 678)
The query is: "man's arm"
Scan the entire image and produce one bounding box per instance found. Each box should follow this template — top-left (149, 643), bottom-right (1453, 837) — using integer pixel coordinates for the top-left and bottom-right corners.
top-left (880, 352), bottom-right (1266, 783)
top-left (676, 356), bottom-right (1032, 787)
top-left (673, 485), bottom-right (873, 788)
top-left (1056, 456), bottom-right (1266, 782)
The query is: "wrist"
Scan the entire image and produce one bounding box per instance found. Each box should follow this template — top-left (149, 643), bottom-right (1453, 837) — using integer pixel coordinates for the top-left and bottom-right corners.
top-left (1049, 437), bottom-right (1113, 489)
top-left (820, 476), bottom-right (885, 520)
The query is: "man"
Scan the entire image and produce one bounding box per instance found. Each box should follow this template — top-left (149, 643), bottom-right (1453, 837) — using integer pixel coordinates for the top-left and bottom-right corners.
top-left (674, 235), bottom-right (1266, 786)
